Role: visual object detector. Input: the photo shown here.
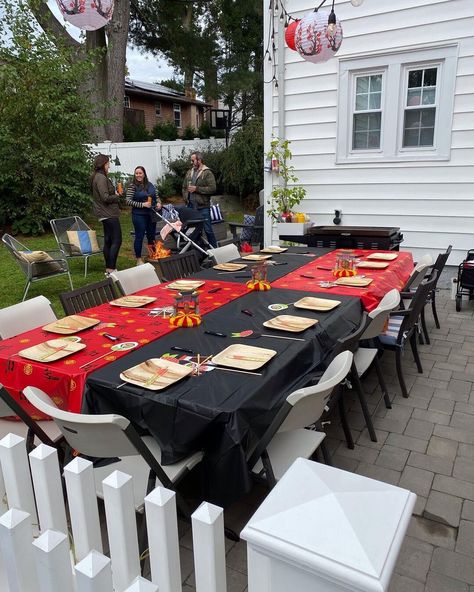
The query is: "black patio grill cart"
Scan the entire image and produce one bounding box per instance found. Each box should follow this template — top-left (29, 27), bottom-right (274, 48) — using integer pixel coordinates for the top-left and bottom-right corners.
top-left (455, 250), bottom-right (474, 312)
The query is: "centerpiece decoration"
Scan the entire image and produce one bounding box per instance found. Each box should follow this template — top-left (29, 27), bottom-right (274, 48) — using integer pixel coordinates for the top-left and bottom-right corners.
top-left (246, 262), bottom-right (271, 292)
top-left (169, 289), bottom-right (202, 327)
top-left (333, 251), bottom-right (357, 278)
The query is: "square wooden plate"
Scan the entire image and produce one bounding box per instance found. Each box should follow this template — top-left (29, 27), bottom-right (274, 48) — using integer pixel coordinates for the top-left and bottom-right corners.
top-left (263, 315), bottom-right (318, 333)
top-left (166, 280), bottom-right (205, 291)
top-left (120, 358), bottom-right (193, 391)
top-left (212, 344), bottom-right (276, 371)
top-left (43, 315), bottom-right (101, 334)
top-left (260, 246), bottom-right (288, 254)
top-left (366, 253), bottom-right (398, 261)
top-left (293, 297), bottom-right (341, 311)
top-left (213, 263), bottom-right (247, 271)
top-left (356, 261), bottom-right (389, 269)
top-left (19, 338), bottom-right (85, 362)
top-left (335, 277), bottom-right (373, 287)
top-left (110, 295), bottom-right (157, 308)
top-left (240, 254), bottom-right (272, 261)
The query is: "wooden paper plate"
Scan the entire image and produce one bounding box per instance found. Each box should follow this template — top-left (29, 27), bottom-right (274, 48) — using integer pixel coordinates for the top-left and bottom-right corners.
top-left (166, 280), bottom-right (205, 291)
top-left (263, 315), bottom-right (318, 333)
top-left (293, 297), bottom-right (341, 311)
top-left (366, 253), bottom-right (398, 261)
top-left (19, 338), bottom-right (85, 362)
top-left (260, 246), bottom-right (288, 254)
top-left (335, 277), bottom-right (373, 287)
top-left (356, 261), bottom-right (389, 269)
top-left (212, 344), bottom-right (276, 371)
top-left (43, 315), bottom-right (100, 335)
top-left (110, 295), bottom-right (157, 308)
top-left (120, 358), bottom-right (193, 391)
top-left (240, 254), bottom-right (272, 261)
top-left (213, 263), bottom-right (247, 271)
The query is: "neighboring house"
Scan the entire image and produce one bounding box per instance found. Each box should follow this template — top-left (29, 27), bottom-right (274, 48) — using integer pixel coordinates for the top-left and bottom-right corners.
top-left (124, 78), bottom-right (209, 134)
top-left (264, 0), bottom-right (474, 264)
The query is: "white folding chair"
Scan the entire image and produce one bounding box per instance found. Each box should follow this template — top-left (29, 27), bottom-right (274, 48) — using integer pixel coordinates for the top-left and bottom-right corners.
top-left (247, 351), bottom-right (353, 488)
top-left (207, 243), bottom-right (240, 264)
top-left (0, 295), bottom-right (57, 339)
top-left (110, 263), bottom-right (160, 295)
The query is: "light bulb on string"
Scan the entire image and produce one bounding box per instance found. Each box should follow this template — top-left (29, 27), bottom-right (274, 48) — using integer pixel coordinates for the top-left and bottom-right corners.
top-left (327, 8), bottom-right (337, 38)
top-left (350, 0), bottom-right (364, 6)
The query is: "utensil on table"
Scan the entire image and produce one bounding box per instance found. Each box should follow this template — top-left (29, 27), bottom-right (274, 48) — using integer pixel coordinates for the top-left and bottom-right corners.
top-left (205, 330), bottom-right (227, 338)
top-left (230, 329), bottom-right (306, 342)
top-left (171, 346), bottom-right (194, 354)
top-left (79, 341), bottom-right (138, 369)
top-left (208, 287), bottom-right (222, 294)
top-left (213, 367), bottom-right (263, 376)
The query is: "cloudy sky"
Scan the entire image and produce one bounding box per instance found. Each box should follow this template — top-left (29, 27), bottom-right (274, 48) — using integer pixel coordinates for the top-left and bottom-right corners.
top-left (47, 0), bottom-right (175, 83)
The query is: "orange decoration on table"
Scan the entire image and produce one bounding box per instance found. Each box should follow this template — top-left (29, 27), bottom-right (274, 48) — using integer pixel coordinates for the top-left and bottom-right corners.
top-left (169, 312), bottom-right (202, 327)
top-left (332, 268), bottom-right (357, 278)
top-left (246, 279), bottom-right (271, 291)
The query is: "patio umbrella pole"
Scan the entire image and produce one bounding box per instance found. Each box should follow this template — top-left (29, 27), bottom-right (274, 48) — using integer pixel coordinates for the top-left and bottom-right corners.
top-left (152, 209), bottom-right (211, 258)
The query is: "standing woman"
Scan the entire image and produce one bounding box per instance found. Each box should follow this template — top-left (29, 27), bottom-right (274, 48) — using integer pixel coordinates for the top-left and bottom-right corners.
top-left (126, 166), bottom-right (157, 265)
top-left (91, 154), bottom-right (122, 274)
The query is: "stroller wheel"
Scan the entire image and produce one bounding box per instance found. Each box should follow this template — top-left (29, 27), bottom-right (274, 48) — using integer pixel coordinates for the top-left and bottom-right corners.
top-left (456, 294), bottom-right (462, 312)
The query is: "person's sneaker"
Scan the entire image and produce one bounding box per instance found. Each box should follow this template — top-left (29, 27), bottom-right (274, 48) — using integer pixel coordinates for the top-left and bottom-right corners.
top-left (136, 259), bottom-right (145, 266)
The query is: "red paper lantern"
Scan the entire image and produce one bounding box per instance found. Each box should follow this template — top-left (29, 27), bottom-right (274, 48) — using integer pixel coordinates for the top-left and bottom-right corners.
top-left (55, 0), bottom-right (114, 31)
top-left (285, 20), bottom-right (300, 51)
top-left (295, 10), bottom-right (343, 64)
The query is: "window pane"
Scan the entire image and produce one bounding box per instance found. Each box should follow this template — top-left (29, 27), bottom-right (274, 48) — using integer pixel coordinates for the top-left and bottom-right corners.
top-left (369, 92), bottom-right (381, 110)
top-left (403, 108), bottom-right (435, 147)
top-left (420, 127), bottom-right (434, 146)
top-left (403, 129), bottom-right (420, 146)
top-left (354, 113), bottom-right (369, 131)
top-left (353, 131), bottom-right (369, 150)
top-left (408, 70), bottom-right (423, 88)
top-left (368, 112), bottom-right (381, 131)
top-left (422, 88), bottom-right (436, 105)
top-left (407, 89), bottom-right (421, 106)
top-left (356, 76), bottom-right (369, 93)
top-left (370, 75), bottom-right (382, 92)
top-left (355, 93), bottom-right (369, 111)
top-left (368, 131), bottom-right (381, 148)
top-left (423, 68), bottom-right (437, 87)
top-left (404, 109), bottom-right (421, 129)
top-left (421, 108), bottom-right (436, 126)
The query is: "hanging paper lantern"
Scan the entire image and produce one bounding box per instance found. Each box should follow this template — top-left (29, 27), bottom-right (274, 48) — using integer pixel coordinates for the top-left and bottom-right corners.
top-left (294, 10), bottom-right (343, 64)
top-left (285, 20), bottom-right (300, 51)
top-left (55, 0), bottom-right (114, 31)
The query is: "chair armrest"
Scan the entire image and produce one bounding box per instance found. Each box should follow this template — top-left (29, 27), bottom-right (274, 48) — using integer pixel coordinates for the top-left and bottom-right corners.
top-left (389, 308), bottom-right (411, 317)
top-left (400, 291), bottom-right (414, 299)
top-left (228, 222), bottom-right (253, 230)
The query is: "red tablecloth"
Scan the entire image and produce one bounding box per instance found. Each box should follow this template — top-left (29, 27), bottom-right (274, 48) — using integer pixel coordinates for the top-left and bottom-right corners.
top-left (0, 280), bottom-right (248, 416)
top-left (272, 249), bottom-right (414, 311)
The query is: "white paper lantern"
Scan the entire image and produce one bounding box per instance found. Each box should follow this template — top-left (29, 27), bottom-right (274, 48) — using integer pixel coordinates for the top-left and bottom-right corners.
top-left (56, 0), bottom-right (114, 31)
top-left (294, 10), bottom-right (343, 64)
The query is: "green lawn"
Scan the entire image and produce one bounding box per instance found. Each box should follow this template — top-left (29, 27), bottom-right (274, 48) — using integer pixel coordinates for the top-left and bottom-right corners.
top-left (0, 212), bottom-right (137, 318)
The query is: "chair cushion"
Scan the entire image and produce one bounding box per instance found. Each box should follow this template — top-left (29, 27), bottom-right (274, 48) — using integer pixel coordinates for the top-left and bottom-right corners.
top-left (379, 315), bottom-right (404, 346)
top-left (210, 204), bottom-right (224, 222)
top-left (240, 214), bottom-right (256, 242)
top-left (66, 230), bottom-right (100, 255)
top-left (17, 251), bottom-right (62, 276)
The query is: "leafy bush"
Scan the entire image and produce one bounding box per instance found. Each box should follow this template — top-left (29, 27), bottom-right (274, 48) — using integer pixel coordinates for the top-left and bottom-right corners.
top-left (181, 125), bottom-right (197, 140)
top-left (197, 120), bottom-right (212, 139)
top-left (0, 3), bottom-right (95, 234)
top-left (123, 120), bottom-right (150, 142)
top-left (155, 174), bottom-right (179, 199)
top-left (152, 121), bottom-right (179, 141)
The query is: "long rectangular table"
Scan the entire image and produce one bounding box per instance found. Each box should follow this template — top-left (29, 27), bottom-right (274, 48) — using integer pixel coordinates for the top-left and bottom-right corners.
top-left (83, 288), bottom-right (362, 506)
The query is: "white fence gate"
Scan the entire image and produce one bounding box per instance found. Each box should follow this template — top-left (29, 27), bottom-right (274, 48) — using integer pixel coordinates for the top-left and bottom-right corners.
top-left (90, 139), bottom-right (227, 183)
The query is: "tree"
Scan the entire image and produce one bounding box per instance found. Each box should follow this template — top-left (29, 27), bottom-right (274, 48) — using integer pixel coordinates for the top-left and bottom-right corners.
top-left (0, 2), bottom-right (94, 234)
top-left (159, 77), bottom-right (185, 94)
top-left (27, 0), bottom-right (130, 141)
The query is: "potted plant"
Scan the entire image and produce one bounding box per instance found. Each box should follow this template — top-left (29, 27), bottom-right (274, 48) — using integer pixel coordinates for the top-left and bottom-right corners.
top-left (266, 137), bottom-right (307, 225)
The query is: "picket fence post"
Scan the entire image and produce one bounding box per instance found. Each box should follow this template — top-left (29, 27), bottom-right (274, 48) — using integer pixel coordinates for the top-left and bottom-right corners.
top-left (124, 577), bottom-right (159, 592)
top-left (0, 434), bottom-right (37, 529)
top-left (145, 486), bottom-right (182, 592)
top-left (0, 461), bottom-right (7, 515)
top-left (74, 549), bottom-right (114, 592)
top-left (191, 502), bottom-right (227, 592)
top-left (32, 530), bottom-right (75, 592)
top-left (29, 444), bottom-right (68, 535)
top-left (0, 508), bottom-right (37, 592)
top-left (102, 470), bottom-right (141, 592)
top-left (64, 457), bottom-right (103, 560)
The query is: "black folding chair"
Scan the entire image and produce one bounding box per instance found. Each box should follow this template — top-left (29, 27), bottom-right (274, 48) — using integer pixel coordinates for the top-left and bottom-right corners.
top-left (59, 278), bottom-right (117, 315)
top-left (158, 251), bottom-right (202, 281)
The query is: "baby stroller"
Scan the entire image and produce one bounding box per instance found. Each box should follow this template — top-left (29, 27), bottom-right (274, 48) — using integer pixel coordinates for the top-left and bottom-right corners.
top-left (455, 250), bottom-right (474, 311)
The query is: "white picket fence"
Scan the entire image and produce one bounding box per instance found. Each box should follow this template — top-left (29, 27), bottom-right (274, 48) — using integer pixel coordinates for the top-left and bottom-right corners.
top-left (90, 138), bottom-right (227, 182)
top-left (0, 434), bottom-right (227, 592)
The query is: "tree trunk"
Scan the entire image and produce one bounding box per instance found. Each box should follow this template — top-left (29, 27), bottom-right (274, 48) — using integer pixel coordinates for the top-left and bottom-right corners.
top-left (85, 29), bottom-right (108, 142)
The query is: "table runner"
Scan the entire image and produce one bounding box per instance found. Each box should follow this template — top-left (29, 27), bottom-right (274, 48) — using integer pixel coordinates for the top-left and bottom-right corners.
top-left (0, 280), bottom-right (249, 416)
top-left (272, 249), bottom-right (414, 311)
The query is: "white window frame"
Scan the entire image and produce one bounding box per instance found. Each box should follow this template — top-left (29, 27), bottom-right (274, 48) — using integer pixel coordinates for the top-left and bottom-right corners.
top-left (336, 44), bottom-right (458, 164)
top-left (155, 101), bottom-right (161, 117)
top-left (173, 103), bottom-right (181, 128)
top-left (123, 95), bottom-right (130, 108)
top-left (350, 70), bottom-right (385, 155)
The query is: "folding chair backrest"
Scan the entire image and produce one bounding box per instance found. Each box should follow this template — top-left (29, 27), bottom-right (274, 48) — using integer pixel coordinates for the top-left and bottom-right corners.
top-left (158, 251), bottom-right (201, 281)
top-left (23, 386), bottom-right (139, 458)
top-left (399, 269), bottom-right (438, 337)
top-left (332, 312), bottom-right (370, 357)
top-left (2, 233), bottom-right (30, 276)
top-left (363, 289), bottom-right (401, 340)
top-left (208, 244), bottom-right (240, 264)
top-left (251, 206), bottom-right (264, 246)
top-left (280, 351), bottom-right (353, 433)
top-left (0, 296), bottom-right (57, 339)
top-left (60, 278), bottom-right (117, 315)
top-left (110, 263), bottom-right (159, 295)
top-left (431, 245), bottom-right (452, 289)
top-left (50, 216), bottom-right (89, 253)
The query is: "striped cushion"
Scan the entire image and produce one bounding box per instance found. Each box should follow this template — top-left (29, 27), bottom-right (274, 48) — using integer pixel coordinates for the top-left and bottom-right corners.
top-left (67, 230), bottom-right (100, 255)
top-left (241, 214), bottom-right (255, 242)
top-left (378, 315), bottom-right (404, 346)
top-left (210, 204), bottom-right (223, 222)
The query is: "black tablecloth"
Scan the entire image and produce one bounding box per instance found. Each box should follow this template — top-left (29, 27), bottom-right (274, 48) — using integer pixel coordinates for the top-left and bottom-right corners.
top-left (84, 287), bottom-right (362, 506)
top-left (194, 247), bottom-right (333, 283)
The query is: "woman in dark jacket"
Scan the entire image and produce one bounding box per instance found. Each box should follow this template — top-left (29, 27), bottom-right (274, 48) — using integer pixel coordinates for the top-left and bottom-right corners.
top-left (91, 154), bottom-right (122, 274)
top-left (126, 166), bottom-right (158, 265)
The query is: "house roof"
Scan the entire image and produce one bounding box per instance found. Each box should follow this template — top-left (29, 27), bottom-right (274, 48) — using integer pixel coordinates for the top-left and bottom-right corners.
top-left (125, 78), bottom-right (208, 106)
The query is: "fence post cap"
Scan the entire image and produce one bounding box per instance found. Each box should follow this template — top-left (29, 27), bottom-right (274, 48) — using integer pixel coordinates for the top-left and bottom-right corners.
top-left (75, 550), bottom-right (111, 576)
top-left (0, 433), bottom-right (25, 448)
top-left (0, 507), bottom-right (30, 529)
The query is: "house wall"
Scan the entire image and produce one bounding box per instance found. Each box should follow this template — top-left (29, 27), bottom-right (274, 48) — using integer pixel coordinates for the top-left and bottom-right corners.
top-left (265, 0), bottom-right (474, 264)
top-left (127, 95), bottom-right (202, 132)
